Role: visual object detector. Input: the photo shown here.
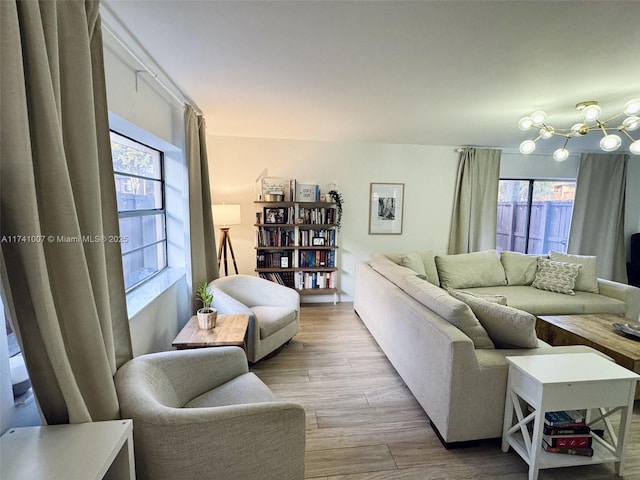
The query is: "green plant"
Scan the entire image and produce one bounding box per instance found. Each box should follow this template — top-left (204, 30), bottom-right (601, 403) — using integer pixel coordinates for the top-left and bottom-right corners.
top-left (327, 189), bottom-right (344, 230)
top-left (196, 282), bottom-right (214, 311)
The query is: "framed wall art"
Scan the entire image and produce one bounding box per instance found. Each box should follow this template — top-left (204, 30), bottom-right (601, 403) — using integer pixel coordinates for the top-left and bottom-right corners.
top-left (369, 182), bottom-right (404, 235)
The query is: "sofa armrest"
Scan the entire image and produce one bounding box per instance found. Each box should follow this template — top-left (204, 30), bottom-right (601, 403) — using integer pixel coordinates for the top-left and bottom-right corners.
top-left (597, 278), bottom-right (640, 320)
top-left (130, 402), bottom-right (305, 480)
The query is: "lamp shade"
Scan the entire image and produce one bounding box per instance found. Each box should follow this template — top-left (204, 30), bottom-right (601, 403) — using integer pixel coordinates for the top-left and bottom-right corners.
top-left (212, 204), bottom-right (241, 226)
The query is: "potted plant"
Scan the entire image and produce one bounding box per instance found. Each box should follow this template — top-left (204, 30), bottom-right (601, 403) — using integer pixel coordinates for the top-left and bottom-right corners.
top-left (196, 282), bottom-right (217, 329)
top-left (327, 189), bottom-right (344, 230)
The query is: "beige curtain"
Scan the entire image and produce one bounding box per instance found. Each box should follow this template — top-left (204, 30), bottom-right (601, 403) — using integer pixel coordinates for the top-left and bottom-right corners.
top-left (0, 0), bottom-right (132, 425)
top-left (448, 148), bottom-right (502, 254)
top-left (568, 153), bottom-right (628, 282)
top-left (185, 106), bottom-right (219, 312)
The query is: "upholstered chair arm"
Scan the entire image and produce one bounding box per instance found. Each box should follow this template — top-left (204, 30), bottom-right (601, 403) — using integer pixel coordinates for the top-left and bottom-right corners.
top-left (597, 278), bottom-right (640, 319)
top-left (209, 283), bottom-right (255, 316)
top-left (211, 275), bottom-right (300, 309)
top-left (122, 401), bottom-right (306, 480)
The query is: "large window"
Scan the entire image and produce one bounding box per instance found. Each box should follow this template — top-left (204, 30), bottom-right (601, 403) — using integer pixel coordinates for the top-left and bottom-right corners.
top-left (496, 180), bottom-right (576, 255)
top-left (111, 132), bottom-right (167, 290)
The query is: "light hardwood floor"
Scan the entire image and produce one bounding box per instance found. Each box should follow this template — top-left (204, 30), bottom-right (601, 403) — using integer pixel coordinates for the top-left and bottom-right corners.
top-left (250, 303), bottom-right (640, 480)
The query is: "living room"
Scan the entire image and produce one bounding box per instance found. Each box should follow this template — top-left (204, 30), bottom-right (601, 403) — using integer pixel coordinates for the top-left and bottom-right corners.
top-left (2, 1), bottom-right (640, 479)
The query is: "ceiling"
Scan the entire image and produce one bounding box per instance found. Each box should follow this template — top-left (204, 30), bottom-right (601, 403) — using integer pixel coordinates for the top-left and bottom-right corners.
top-left (102, 0), bottom-right (640, 153)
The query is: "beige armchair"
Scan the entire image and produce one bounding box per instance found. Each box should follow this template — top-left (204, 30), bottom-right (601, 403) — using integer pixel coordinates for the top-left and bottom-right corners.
top-left (114, 347), bottom-right (305, 480)
top-left (210, 275), bottom-right (300, 362)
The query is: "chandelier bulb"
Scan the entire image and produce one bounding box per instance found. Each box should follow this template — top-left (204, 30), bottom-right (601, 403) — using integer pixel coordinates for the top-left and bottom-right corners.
top-left (582, 104), bottom-right (602, 122)
top-left (630, 139), bottom-right (640, 155)
top-left (518, 116), bottom-right (533, 131)
top-left (623, 99), bottom-right (640, 116)
top-left (553, 148), bottom-right (570, 162)
top-left (623, 116), bottom-right (640, 132)
top-left (519, 140), bottom-right (536, 155)
top-left (530, 111), bottom-right (546, 126)
top-left (600, 134), bottom-right (622, 152)
top-left (540, 126), bottom-right (554, 139)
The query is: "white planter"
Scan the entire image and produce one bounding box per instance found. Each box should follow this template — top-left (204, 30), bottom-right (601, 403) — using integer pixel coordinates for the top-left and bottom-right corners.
top-left (197, 308), bottom-right (218, 329)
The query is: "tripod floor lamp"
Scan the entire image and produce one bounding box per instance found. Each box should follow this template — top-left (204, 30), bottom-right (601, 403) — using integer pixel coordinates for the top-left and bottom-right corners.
top-left (212, 204), bottom-right (241, 276)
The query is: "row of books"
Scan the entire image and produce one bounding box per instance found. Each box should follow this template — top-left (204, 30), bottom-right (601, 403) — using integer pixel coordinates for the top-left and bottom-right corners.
top-left (259, 272), bottom-right (295, 289)
top-left (256, 227), bottom-right (295, 247)
top-left (299, 250), bottom-right (336, 268)
top-left (299, 229), bottom-right (337, 247)
top-left (542, 410), bottom-right (593, 457)
top-left (296, 207), bottom-right (337, 225)
top-left (256, 251), bottom-right (293, 269)
top-left (294, 271), bottom-right (336, 290)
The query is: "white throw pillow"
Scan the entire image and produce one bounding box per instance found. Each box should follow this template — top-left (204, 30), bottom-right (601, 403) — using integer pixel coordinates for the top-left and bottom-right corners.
top-left (435, 250), bottom-right (507, 289)
top-left (548, 251), bottom-right (599, 293)
top-left (500, 251), bottom-right (540, 286)
top-left (450, 290), bottom-right (539, 349)
top-left (532, 258), bottom-right (581, 296)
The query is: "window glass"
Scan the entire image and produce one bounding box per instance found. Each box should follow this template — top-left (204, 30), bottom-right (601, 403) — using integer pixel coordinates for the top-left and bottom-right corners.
top-left (111, 131), bottom-right (167, 290)
top-left (497, 180), bottom-right (575, 254)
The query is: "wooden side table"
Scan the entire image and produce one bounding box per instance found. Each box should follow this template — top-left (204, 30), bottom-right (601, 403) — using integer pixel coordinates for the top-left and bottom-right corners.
top-left (172, 314), bottom-right (249, 350)
top-left (501, 353), bottom-right (639, 480)
top-left (0, 419), bottom-right (135, 479)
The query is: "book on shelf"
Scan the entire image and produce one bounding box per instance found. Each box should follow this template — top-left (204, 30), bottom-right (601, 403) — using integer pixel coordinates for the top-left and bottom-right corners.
top-left (544, 410), bottom-right (586, 427)
top-left (542, 441), bottom-right (594, 457)
top-left (542, 434), bottom-right (592, 448)
top-left (543, 424), bottom-right (591, 436)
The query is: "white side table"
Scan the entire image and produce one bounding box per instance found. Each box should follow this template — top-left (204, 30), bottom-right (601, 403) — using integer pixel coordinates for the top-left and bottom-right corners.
top-left (501, 353), bottom-right (639, 480)
top-left (0, 419), bottom-right (135, 479)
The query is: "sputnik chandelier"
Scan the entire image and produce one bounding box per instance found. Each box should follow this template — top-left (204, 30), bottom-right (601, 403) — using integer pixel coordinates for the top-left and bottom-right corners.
top-left (518, 98), bottom-right (640, 161)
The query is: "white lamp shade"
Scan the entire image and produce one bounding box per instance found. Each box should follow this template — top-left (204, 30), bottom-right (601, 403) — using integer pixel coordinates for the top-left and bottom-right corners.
top-left (212, 204), bottom-right (241, 226)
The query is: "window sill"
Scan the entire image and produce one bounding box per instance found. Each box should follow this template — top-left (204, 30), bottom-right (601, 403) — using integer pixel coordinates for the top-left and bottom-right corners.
top-left (126, 268), bottom-right (185, 319)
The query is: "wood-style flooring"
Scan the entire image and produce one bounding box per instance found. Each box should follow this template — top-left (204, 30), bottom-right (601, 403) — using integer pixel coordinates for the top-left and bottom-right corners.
top-left (250, 303), bottom-right (640, 480)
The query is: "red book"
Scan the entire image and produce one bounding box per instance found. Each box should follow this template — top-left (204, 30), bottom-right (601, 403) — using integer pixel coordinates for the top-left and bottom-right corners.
top-left (542, 434), bottom-right (592, 448)
top-left (542, 441), bottom-right (594, 457)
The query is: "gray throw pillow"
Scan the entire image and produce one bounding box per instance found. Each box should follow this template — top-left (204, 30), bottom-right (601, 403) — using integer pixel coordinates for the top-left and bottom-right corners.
top-left (450, 290), bottom-right (539, 349)
top-left (500, 251), bottom-right (540, 286)
top-left (400, 252), bottom-right (428, 280)
top-left (532, 258), bottom-right (581, 296)
top-left (435, 250), bottom-right (507, 289)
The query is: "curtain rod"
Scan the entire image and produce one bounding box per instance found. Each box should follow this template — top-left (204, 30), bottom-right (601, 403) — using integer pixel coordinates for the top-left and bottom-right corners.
top-left (100, 3), bottom-right (203, 116)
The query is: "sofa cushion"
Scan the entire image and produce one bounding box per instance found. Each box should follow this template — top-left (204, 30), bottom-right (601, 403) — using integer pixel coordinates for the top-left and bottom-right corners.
top-left (501, 251), bottom-right (540, 286)
top-left (451, 290), bottom-right (538, 349)
top-left (398, 275), bottom-right (494, 349)
top-left (532, 258), bottom-right (581, 295)
top-left (450, 289), bottom-right (507, 305)
top-left (435, 250), bottom-right (507, 289)
top-left (371, 253), bottom-right (419, 282)
top-left (399, 252), bottom-right (428, 280)
top-left (420, 251), bottom-right (441, 286)
top-left (549, 251), bottom-right (599, 293)
top-left (459, 285), bottom-right (627, 317)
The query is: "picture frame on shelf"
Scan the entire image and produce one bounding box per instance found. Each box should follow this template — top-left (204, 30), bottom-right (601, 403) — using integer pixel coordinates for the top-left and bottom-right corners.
top-left (312, 237), bottom-right (325, 246)
top-left (264, 207), bottom-right (287, 224)
top-left (369, 182), bottom-right (404, 235)
top-left (280, 256), bottom-right (289, 268)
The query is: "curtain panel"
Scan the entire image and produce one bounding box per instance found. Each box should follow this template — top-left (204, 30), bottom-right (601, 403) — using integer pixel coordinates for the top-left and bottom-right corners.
top-left (185, 106), bottom-right (219, 313)
top-left (568, 153), bottom-right (628, 283)
top-left (0, 0), bottom-right (132, 424)
top-left (448, 148), bottom-right (502, 254)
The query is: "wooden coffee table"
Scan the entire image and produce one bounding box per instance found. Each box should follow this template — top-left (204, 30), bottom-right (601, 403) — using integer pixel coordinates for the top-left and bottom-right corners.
top-left (172, 314), bottom-right (249, 350)
top-left (536, 313), bottom-right (640, 398)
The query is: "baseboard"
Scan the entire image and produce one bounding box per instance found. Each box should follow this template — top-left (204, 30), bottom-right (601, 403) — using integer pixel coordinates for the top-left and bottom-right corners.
top-left (429, 421), bottom-right (482, 449)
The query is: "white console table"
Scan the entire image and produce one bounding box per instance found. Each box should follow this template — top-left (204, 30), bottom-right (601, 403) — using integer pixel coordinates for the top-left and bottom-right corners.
top-left (502, 353), bottom-right (639, 480)
top-left (0, 419), bottom-right (135, 479)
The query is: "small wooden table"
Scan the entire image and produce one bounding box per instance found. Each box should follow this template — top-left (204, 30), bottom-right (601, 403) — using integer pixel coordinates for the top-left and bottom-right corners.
top-left (536, 313), bottom-right (640, 398)
top-left (172, 314), bottom-right (249, 350)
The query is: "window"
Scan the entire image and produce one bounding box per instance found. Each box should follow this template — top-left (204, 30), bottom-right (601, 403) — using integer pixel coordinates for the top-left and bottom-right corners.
top-left (496, 179), bottom-right (576, 255)
top-left (111, 132), bottom-right (167, 290)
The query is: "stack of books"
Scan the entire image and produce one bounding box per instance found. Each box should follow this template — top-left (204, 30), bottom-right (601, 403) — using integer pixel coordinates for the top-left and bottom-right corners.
top-left (542, 410), bottom-right (593, 457)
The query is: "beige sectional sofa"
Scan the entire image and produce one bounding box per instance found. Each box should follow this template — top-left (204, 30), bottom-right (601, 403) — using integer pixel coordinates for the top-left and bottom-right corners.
top-left (353, 250), bottom-right (640, 445)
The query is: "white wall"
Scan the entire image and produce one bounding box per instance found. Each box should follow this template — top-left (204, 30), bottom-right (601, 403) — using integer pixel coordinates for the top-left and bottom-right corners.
top-left (208, 136), bottom-right (460, 302)
top-left (103, 30), bottom-right (192, 354)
